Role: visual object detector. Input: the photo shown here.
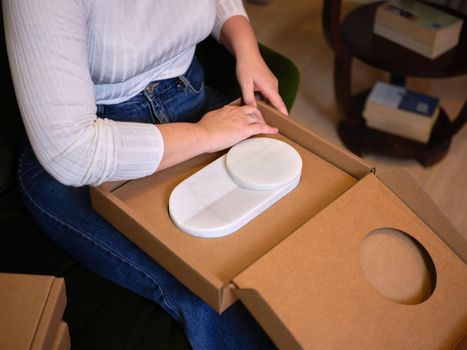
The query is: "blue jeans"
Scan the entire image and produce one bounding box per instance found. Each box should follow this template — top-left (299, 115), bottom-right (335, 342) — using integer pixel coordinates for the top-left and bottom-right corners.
top-left (17, 58), bottom-right (276, 350)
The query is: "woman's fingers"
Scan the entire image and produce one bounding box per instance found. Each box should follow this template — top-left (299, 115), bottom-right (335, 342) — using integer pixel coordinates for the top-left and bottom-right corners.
top-left (241, 79), bottom-right (257, 109)
top-left (235, 105), bottom-right (278, 135)
top-left (197, 105), bottom-right (278, 153)
top-left (249, 120), bottom-right (279, 135)
top-left (239, 105), bottom-right (264, 123)
top-left (258, 86), bottom-right (288, 116)
top-left (237, 59), bottom-right (289, 117)
top-left (241, 79), bottom-right (288, 116)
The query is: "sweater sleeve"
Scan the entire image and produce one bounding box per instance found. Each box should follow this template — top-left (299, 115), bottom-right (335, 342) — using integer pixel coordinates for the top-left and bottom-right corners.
top-left (212, 0), bottom-right (249, 41)
top-left (3, 0), bottom-right (164, 187)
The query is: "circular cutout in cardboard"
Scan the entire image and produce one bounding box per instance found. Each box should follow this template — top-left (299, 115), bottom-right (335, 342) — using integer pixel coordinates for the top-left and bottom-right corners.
top-left (360, 228), bottom-right (436, 305)
top-left (225, 137), bottom-right (302, 191)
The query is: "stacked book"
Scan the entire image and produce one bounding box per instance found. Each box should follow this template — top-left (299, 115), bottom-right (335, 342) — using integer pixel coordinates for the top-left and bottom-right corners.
top-left (363, 81), bottom-right (440, 143)
top-left (374, 0), bottom-right (464, 59)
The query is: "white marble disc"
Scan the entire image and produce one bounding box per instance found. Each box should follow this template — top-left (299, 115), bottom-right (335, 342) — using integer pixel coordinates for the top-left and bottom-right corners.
top-left (225, 137), bottom-right (302, 191)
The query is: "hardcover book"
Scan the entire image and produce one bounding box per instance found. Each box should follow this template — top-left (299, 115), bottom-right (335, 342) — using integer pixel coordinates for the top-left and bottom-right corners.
top-left (374, 0), bottom-right (464, 58)
top-left (363, 81), bottom-right (440, 143)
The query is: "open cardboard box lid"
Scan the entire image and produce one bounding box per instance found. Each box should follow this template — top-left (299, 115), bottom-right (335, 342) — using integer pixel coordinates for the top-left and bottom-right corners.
top-left (0, 273), bottom-right (67, 350)
top-left (234, 172), bottom-right (467, 349)
top-left (90, 101), bottom-right (467, 349)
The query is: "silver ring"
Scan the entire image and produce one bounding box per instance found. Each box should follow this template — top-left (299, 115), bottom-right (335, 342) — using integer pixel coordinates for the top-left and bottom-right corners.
top-left (247, 113), bottom-right (256, 124)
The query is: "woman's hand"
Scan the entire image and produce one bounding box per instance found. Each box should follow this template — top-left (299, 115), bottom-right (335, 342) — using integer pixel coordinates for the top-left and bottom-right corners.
top-left (236, 51), bottom-right (288, 116)
top-left (220, 16), bottom-right (288, 116)
top-left (156, 105), bottom-right (277, 171)
top-left (197, 104), bottom-right (278, 153)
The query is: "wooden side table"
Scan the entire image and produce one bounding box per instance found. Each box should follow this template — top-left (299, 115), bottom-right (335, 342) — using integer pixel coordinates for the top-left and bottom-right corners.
top-left (322, 0), bottom-right (467, 166)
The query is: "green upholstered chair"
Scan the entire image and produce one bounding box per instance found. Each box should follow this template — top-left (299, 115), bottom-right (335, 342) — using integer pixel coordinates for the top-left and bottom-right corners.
top-left (0, 17), bottom-right (300, 349)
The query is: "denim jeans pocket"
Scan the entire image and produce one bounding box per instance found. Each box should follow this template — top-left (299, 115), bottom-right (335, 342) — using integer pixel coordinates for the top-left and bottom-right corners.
top-left (179, 57), bottom-right (205, 95)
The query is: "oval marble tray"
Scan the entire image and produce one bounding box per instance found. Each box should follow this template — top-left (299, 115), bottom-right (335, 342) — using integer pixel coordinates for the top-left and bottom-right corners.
top-left (169, 138), bottom-right (302, 238)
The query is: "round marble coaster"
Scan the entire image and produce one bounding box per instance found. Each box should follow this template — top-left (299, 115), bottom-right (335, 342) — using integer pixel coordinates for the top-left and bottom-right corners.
top-left (225, 137), bottom-right (302, 191)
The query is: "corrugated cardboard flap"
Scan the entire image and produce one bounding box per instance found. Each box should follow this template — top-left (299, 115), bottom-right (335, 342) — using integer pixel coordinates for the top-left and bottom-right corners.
top-left (256, 101), bottom-right (373, 179)
top-left (233, 174), bottom-right (467, 350)
top-left (33, 277), bottom-right (67, 350)
top-left (377, 169), bottom-right (467, 265)
top-left (90, 181), bottom-right (226, 311)
top-left (51, 322), bottom-right (70, 350)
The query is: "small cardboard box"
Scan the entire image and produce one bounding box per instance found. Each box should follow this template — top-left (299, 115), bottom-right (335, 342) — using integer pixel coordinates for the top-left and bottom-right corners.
top-left (90, 101), bottom-right (467, 349)
top-left (0, 273), bottom-right (69, 350)
top-left (51, 322), bottom-right (70, 350)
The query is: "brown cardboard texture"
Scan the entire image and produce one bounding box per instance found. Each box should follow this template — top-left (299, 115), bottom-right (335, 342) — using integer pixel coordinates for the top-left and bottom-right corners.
top-left (234, 173), bottom-right (467, 349)
top-left (90, 100), bottom-right (467, 349)
top-left (0, 273), bottom-right (67, 350)
top-left (51, 322), bottom-right (71, 350)
top-left (376, 170), bottom-right (467, 265)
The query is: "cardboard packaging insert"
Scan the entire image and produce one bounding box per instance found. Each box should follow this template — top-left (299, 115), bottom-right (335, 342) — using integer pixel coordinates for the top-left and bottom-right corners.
top-left (90, 101), bottom-right (467, 349)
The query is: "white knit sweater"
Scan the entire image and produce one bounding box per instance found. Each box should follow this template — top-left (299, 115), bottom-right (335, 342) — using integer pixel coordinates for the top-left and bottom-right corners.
top-left (3, 0), bottom-right (247, 186)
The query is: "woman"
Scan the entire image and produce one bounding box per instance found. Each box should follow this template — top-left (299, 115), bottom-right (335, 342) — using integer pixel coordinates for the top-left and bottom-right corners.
top-left (3, 1), bottom-right (287, 348)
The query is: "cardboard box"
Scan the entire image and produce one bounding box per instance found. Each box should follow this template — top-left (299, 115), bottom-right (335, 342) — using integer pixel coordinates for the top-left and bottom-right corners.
top-left (51, 322), bottom-right (70, 350)
top-left (90, 101), bottom-right (467, 349)
top-left (0, 273), bottom-right (69, 350)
